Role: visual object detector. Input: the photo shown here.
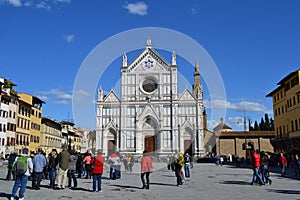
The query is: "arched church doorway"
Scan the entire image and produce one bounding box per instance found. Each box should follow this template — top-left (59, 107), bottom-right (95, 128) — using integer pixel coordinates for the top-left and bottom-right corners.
top-left (142, 116), bottom-right (158, 156)
top-left (144, 136), bottom-right (155, 155)
top-left (107, 128), bottom-right (117, 156)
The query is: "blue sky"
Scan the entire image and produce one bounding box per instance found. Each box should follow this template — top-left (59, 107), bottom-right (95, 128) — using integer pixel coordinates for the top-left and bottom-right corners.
top-left (1, 0), bottom-right (300, 130)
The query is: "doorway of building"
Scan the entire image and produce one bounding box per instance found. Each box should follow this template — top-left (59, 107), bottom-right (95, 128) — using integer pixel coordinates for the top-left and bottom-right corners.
top-left (144, 136), bottom-right (155, 155)
top-left (184, 140), bottom-right (192, 154)
top-left (107, 140), bottom-right (115, 156)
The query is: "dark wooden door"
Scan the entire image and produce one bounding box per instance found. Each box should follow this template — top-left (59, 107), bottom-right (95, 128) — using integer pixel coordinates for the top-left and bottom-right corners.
top-left (108, 140), bottom-right (115, 156)
top-left (144, 136), bottom-right (155, 155)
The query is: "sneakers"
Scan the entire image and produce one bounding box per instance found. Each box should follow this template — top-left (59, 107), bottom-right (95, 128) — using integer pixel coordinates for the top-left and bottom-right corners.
top-left (98, 190), bottom-right (102, 193)
top-left (19, 198), bottom-right (24, 200)
top-left (10, 197), bottom-right (14, 200)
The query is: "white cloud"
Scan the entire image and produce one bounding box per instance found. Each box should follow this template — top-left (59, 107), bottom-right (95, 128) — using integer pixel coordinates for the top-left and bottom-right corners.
top-left (36, 95), bottom-right (48, 102)
top-left (24, 1), bottom-right (32, 7)
top-left (1, 0), bottom-right (72, 9)
top-left (123, 2), bottom-right (148, 16)
top-left (53, 100), bottom-right (69, 105)
top-left (36, 1), bottom-right (51, 11)
top-left (2, 0), bottom-right (22, 7)
top-left (204, 99), bottom-right (272, 114)
top-left (55, 0), bottom-right (72, 3)
top-left (63, 34), bottom-right (75, 43)
top-left (74, 89), bottom-right (90, 97)
top-left (37, 88), bottom-right (72, 104)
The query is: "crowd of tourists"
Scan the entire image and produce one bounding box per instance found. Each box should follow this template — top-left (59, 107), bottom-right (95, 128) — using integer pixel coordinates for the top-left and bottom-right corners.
top-left (6, 145), bottom-right (194, 200)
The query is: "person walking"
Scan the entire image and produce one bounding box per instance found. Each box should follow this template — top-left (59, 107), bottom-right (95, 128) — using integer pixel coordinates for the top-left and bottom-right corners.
top-left (32, 148), bottom-right (47, 190)
top-left (278, 153), bottom-right (287, 176)
top-left (260, 151), bottom-right (272, 185)
top-left (251, 149), bottom-right (264, 186)
top-left (5, 151), bottom-right (18, 181)
top-left (47, 150), bottom-right (58, 189)
top-left (10, 148), bottom-right (33, 200)
top-left (108, 152), bottom-right (120, 180)
top-left (68, 150), bottom-right (78, 189)
top-left (56, 144), bottom-right (70, 189)
top-left (91, 149), bottom-right (105, 192)
top-left (140, 150), bottom-right (153, 189)
top-left (173, 149), bottom-right (184, 186)
top-left (83, 150), bottom-right (92, 179)
top-left (184, 153), bottom-right (191, 178)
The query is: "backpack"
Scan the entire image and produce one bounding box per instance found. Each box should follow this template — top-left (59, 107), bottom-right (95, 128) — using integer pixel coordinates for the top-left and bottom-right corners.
top-left (91, 157), bottom-right (96, 169)
top-left (177, 153), bottom-right (185, 167)
top-left (14, 156), bottom-right (29, 175)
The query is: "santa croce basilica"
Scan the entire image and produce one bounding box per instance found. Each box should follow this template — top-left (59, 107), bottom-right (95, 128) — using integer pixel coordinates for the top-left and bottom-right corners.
top-left (96, 38), bottom-right (207, 159)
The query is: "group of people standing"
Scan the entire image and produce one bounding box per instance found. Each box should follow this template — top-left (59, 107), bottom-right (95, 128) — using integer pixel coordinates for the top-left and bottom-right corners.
top-left (8, 144), bottom-right (105, 200)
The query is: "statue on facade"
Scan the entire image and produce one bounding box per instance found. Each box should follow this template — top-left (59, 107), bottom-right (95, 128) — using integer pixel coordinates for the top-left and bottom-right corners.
top-left (122, 52), bottom-right (127, 67)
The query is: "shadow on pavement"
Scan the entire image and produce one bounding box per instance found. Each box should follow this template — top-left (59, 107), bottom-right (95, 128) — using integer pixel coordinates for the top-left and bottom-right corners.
top-left (220, 180), bottom-right (250, 185)
top-left (110, 184), bottom-right (141, 190)
top-left (267, 189), bottom-right (300, 195)
top-left (0, 192), bottom-right (10, 199)
top-left (150, 182), bottom-right (177, 187)
top-left (70, 187), bottom-right (93, 192)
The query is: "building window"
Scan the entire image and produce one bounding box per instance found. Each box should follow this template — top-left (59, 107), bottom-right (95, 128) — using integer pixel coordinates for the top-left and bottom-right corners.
top-left (163, 131), bottom-right (171, 148)
top-left (291, 121), bottom-right (294, 132)
top-left (295, 120), bottom-right (298, 131)
top-left (126, 131), bottom-right (135, 148)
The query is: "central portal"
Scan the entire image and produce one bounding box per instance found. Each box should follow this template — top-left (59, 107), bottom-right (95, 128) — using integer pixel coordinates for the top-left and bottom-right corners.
top-left (144, 136), bottom-right (155, 155)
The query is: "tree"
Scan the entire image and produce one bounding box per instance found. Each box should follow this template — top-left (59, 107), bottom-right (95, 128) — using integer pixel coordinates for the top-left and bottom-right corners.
top-left (259, 117), bottom-right (265, 131)
top-left (264, 114), bottom-right (270, 131)
top-left (270, 118), bottom-right (274, 131)
top-left (254, 121), bottom-right (259, 131)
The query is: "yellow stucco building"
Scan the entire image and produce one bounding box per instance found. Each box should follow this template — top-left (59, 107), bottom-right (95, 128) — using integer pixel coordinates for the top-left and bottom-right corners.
top-left (267, 69), bottom-right (300, 154)
top-left (19, 93), bottom-right (44, 153)
top-left (40, 117), bottom-right (62, 155)
top-left (15, 99), bottom-right (31, 154)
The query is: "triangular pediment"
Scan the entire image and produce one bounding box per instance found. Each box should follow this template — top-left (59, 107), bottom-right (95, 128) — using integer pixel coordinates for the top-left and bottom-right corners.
top-left (179, 89), bottom-right (196, 101)
top-left (125, 47), bottom-right (171, 73)
top-left (181, 118), bottom-right (194, 132)
top-left (138, 104), bottom-right (160, 123)
top-left (103, 90), bottom-right (120, 102)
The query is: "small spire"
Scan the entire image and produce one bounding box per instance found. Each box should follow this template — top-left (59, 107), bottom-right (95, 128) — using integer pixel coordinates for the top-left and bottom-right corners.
top-left (98, 87), bottom-right (103, 101)
top-left (195, 59), bottom-right (199, 72)
top-left (122, 52), bottom-right (127, 67)
top-left (172, 51), bottom-right (176, 65)
top-left (147, 37), bottom-right (151, 48)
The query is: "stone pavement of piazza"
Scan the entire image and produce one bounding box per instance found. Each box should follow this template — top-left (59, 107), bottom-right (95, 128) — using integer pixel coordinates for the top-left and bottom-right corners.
top-left (0, 162), bottom-right (299, 200)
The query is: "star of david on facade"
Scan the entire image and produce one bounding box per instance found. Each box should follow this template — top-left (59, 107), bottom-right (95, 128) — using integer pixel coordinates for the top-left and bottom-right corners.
top-left (144, 58), bottom-right (154, 69)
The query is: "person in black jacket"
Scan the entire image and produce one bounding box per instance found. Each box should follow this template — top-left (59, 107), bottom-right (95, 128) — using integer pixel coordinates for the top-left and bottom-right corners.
top-left (47, 150), bottom-right (58, 189)
top-left (5, 151), bottom-right (17, 181)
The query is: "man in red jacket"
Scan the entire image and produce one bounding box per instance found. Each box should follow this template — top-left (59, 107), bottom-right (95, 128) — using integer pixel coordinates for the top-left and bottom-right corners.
top-left (278, 153), bottom-right (287, 176)
top-left (91, 149), bottom-right (105, 192)
top-left (251, 149), bottom-right (264, 186)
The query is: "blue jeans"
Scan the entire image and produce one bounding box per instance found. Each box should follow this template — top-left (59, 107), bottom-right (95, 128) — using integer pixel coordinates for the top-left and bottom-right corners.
top-left (184, 163), bottom-right (190, 178)
top-left (261, 165), bottom-right (271, 183)
top-left (109, 165), bottom-right (116, 180)
top-left (92, 174), bottom-right (102, 192)
top-left (11, 174), bottom-right (29, 199)
top-left (115, 165), bottom-right (121, 179)
top-left (48, 170), bottom-right (57, 188)
top-left (252, 167), bottom-right (264, 185)
top-left (68, 170), bottom-right (77, 187)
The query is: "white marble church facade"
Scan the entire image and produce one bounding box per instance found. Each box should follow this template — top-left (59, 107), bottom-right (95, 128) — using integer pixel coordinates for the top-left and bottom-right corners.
top-left (96, 39), bottom-right (206, 159)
